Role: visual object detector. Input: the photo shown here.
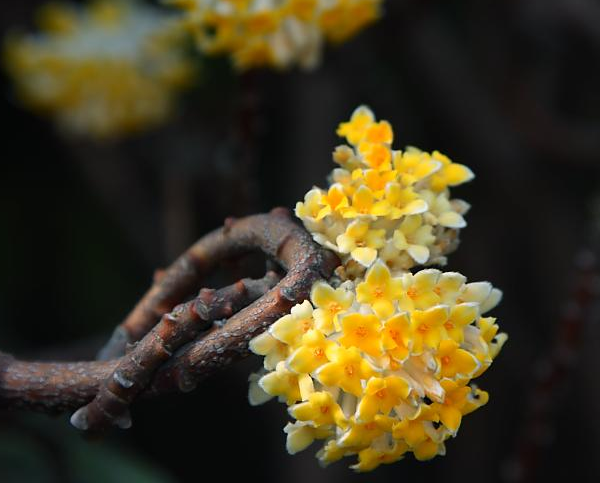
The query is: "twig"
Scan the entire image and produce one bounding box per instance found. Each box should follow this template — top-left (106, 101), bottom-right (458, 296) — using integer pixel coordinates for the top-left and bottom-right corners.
top-left (73, 272), bottom-right (281, 431)
top-left (0, 210), bottom-right (339, 416)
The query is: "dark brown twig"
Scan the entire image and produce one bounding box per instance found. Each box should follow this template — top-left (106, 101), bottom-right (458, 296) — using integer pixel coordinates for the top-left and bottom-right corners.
top-left (0, 210), bottom-right (339, 417)
top-left (72, 272), bottom-right (280, 431)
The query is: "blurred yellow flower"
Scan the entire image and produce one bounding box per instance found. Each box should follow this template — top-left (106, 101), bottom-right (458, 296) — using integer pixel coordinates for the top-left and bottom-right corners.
top-left (171, 0), bottom-right (383, 70)
top-left (4, 0), bottom-right (194, 139)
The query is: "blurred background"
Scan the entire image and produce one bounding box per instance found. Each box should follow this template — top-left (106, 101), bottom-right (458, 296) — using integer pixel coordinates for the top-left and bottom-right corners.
top-left (1, 0), bottom-right (600, 481)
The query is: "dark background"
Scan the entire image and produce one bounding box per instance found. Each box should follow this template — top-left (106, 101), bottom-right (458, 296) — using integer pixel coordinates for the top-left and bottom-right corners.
top-left (1, 0), bottom-right (600, 482)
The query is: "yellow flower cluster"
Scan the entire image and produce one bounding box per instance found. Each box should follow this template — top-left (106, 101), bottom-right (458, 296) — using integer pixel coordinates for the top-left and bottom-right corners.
top-left (250, 263), bottom-right (506, 471)
top-left (169, 0), bottom-right (382, 70)
top-left (296, 105), bottom-right (474, 276)
top-left (249, 106), bottom-right (507, 471)
top-left (4, 0), bottom-right (194, 139)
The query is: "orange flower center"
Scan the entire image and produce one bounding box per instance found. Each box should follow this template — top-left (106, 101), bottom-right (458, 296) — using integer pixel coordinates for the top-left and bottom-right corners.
top-left (441, 355), bottom-right (451, 365)
top-left (320, 405), bottom-right (330, 414)
top-left (373, 286), bottom-right (384, 298)
top-left (314, 348), bottom-right (325, 358)
top-left (388, 329), bottom-right (400, 341)
top-left (417, 323), bottom-right (429, 334)
top-left (444, 321), bottom-right (454, 330)
top-left (355, 326), bottom-right (368, 338)
top-left (364, 422), bottom-right (377, 431)
top-left (376, 389), bottom-right (387, 399)
top-left (344, 364), bottom-right (355, 376)
top-left (433, 287), bottom-right (442, 295)
top-left (407, 287), bottom-right (418, 299)
top-left (301, 320), bottom-right (311, 333)
top-left (329, 302), bottom-right (342, 314)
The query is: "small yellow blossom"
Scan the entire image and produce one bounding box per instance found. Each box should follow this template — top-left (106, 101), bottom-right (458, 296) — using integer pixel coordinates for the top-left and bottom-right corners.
top-left (431, 380), bottom-right (471, 434)
top-left (356, 376), bottom-right (411, 421)
top-left (336, 219), bottom-right (385, 267)
top-left (399, 269), bottom-right (442, 311)
top-left (410, 306), bottom-right (449, 354)
top-left (428, 150), bottom-right (475, 192)
top-left (284, 421), bottom-right (333, 454)
top-left (316, 345), bottom-right (375, 396)
top-left (4, 0), bottom-right (194, 139)
top-left (381, 313), bottom-right (411, 362)
top-left (338, 415), bottom-right (395, 448)
top-left (259, 361), bottom-right (313, 404)
top-left (317, 184), bottom-right (349, 219)
top-left (356, 262), bottom-right (403, 318)
top-left (351, 441), bottom-right (408, 472)
top-left (172, 1), bottom-right (383, 70)
top-left (287, 329), bottom-right (334, 373)
top-left (337, 105), bottom-right (375, 145)
top-left (339, 313), bottom-right (382, 357)
top-left (249, 330), bottom-right (290, 370)
top-left (310, 281), bottom-right (354, 334)
top-left (289, 391), bottom-right (348, 428)
top-left (342, 185), bottom-right (390, 218)
top-left (392, 215), bottom-right (436, 265)
top-left (435, 339), bottom-right (480, 380)
top-left (269, 300), bottom-right (314, 346)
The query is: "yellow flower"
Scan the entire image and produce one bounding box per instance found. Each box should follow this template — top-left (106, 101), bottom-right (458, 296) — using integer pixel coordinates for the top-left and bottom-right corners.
top-left (410, 306), bottom-right (449, 354)
top-left (421, 190), bottom-right (467, 228)
top-left (384, 183), bottom-right (429, 220)
top-left (317, 184), bottom-right (349, 219)
top-left (289, 391), bottom-right (348, 428)
top-left (358, 142), bottom-right (393, 171)
top-left (315, 345), bottom-right (375, 396)
top-left (359, 169), bottom-right (397, 198)
top-left (393, 148), bottom-right (442, 186)
top-left (287, 329), bottom-right (335, 374)
top-left (382, 313), bottom-right (412, 362)
top-left (4, 0), bottom-right (194, 139)
top-left (431, 380), bottom-right (471, 434)
top-left (356, 376), bottom-right (411, 421)
top-left (435, 339), bottom-right (480, 380)
top-left (335, 219), bottom-right (385, 267)
top-left (443, 303), bottom-right (479, 344)
top-left (392, 215), bottom-right (436, 265)
top-left (259, 361), bottom-right (314, 404)
top-left (342, 185), bottom-right (390, 218)
top-left (428, 150), bottom-right (475, 192)
top-left (339, 313), bottom-right (382, 357)
top-left (364, 120), bottom-right (393, 144)
top-left (351, 441), bottom-right (409, 472)
top-left (399, 269), bottom-right (442, 311)
top-left (269, 300), bottom-right (314, 347)
top-left (433, 272), bottom-right (467, 305)
top-left (356, 261), bottom-right (403, 318)
top-left (310, 281), bottom-right (354, 334)
top-left (391, 403), bottom-right (438, 447)
top-left (337, 105), bottom-right (375, 145)
top-left (249, 330), bottom-right (289, 370)
top-left (284, 421), bottom-right (333, 454)
top-left (338, 415), bottom-right (395, 448)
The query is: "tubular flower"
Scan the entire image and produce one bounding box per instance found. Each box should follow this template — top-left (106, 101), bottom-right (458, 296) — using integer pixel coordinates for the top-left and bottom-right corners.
top-left (169, 0), bottom-right (383, 70)
top-left (295, 106), bottom-right (474, 275)
top-left (249, 106), bottom-right (507, 471)
top-left (4, 0), bottom-right (194, 139)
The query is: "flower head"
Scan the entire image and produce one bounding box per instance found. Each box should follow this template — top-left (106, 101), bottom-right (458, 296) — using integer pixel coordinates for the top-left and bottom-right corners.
top-left (249, 105), bottom-right (506, 472)
top-left (4, 0), bottom-right (194, 138)
top-left (171, 0), bottom-right (383, 70)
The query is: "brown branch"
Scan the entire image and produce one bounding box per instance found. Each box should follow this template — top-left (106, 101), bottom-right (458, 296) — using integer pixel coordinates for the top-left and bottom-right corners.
top-left (0, 209), bottom-right (339, 417)
top-left (72, 272), bottom-right (281, 431)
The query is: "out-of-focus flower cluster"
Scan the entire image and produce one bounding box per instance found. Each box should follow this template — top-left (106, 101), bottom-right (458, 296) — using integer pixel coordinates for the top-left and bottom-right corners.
top-left (249, 106), bottom-right (507, 471)
top-left (4, 0), bottom-right (194, 139)
top-left (296, 105), bottom-right (474, 277)
top-left (169, 0), bottom-right (382, 70)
